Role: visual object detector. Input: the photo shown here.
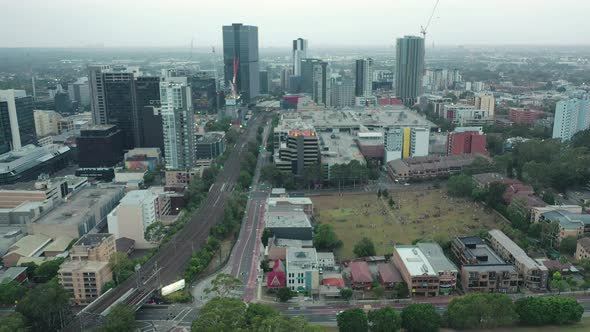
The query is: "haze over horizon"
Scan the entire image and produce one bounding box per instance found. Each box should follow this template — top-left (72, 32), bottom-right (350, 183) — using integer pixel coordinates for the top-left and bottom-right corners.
top-left (1, 0), bottom-right (589, 48)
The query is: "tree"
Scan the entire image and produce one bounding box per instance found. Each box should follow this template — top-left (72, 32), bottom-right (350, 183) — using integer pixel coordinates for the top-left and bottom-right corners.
top-left (550, 271), bottom-right (569, 294)
top-left (446, 293), bottom-right (518, 329)
top-left (260, 259), bottom-right (272, 273)
top-left (261, 228), bottom-right (272, 247)
top-left (373, 285), bottom-right (385, 298)
top-left (109, 252), bottom-right (134, 285)
top-left (313, 224), bottom-right (343, 251)
top-left (0, 281), bottom-right (27, 305)
top-left (0, 313), bottom-right (26, 332)
top-left (560, 236), bottom-right (577, 256)
top-left (340, 288), bottom-right (353, 301)
top-left (542, 192), bottom-right (556, 205)
top-left (238, 170), bottom-right (253, 189)
top-left (277, 287), bottom-right (295, 302)
top-left (401, 304), bottom-right (441, 332)
top-left (354, 237), bottom-right (376, 258)
top-left (245, 303), bottom-right (278, 326)
top-left (192, 297), bottom-right (247, 332)
top-left (33, 258), bottom-right (64, 283)
top-left (99, 304), bottom-right (137, 332)
top-left (337, 308), bottom-right (368, 332)
top-left (394, 282), bottom-right (409, 298)
top-left (516, 296), bottom-right (583, 326)
top-left (204, 273), bottom-right (242, 298)
top-left (507, 197), bottom-right (529, 231)
top-left (16, 279), bottom-right (71, 332)
top-left (368, 307), bottom-right (402, 332)
top-left (446, 175), bottom-right (475, 198)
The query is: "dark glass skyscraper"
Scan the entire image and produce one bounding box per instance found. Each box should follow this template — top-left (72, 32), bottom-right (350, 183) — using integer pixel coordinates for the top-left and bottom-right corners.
top-left (395, 36), bottom-right (425, 106)
top-left (222, 23), bottom-right (260, 101)
top-left (135, 76), bottom-right (161, 146)
top-left (0, 90), bottom-right (35, 154)
top-left (301, 59), bottom-right (329, 107)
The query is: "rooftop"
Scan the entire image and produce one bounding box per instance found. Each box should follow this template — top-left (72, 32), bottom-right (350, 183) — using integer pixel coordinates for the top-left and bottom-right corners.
top-left (294, 108), bottom-right (435, 130)
top-left (267, 197), bottom-right (313, 206)
top-left (416, 242), bottom-right (458, 273)
top-left (38, 185), bottom-right (124, 226)
top-left (286, 247), bottom-right (318, 268)
top-left (319, 131), bottom-right (365, 166)
top-left (0, 145), bottom-right (71, 175)
top-left (5, 234), bottom-right (52, 258)
top-left (74, 233), bottom-right (114, 247)
top-left (196, 132), bottom-right (225, 144)
top-left (455, 236), bottom-right (506, 265)
top-left (266, 211), bottom-right (312, 229)
top-left (462, 264), bottom-right (517, 273)
top-left (350, 261), bottom-right (373, 283)
top-left (59, 259), bottom-right (109, 273)
top-left (395, 245), bottom-right (436, 277)
top-left (378, 263), bottom-right (403, 283)
top-left (43, 236), bottom-right (74, 253)
top-left (0, 267), bottom-right (28, 283)
top-left (489, 229), bottom-right (548, 271)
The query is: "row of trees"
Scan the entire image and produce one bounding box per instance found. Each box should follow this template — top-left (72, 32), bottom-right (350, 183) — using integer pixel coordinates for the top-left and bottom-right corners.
top-left (336, 294), bottom-right (584, 332)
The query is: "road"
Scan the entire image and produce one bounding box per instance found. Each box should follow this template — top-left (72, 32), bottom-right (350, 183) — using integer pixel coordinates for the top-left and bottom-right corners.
top-left (65, 113), bottom-right (267, 331)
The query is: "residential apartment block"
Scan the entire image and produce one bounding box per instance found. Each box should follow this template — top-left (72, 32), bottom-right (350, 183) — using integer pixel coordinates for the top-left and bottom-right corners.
top-left (576, 237), bottom-right (590, 261)
top-left (70, 233), bottom-right (116, 262)
top-left (488, 229), bottom-right (548, 291)
top-left (58, 260), bottom-right (112, 305)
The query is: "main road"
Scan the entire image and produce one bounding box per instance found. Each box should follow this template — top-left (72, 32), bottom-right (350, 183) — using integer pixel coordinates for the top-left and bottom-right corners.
top-left (65, 112), bottom-right (267, 331)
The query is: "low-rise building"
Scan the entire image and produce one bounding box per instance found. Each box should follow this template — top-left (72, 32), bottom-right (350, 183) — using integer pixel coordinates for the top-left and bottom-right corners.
top-left (317, 252), bottom-right (335, 269)
top-left (2, 234), bottom-right (52, 267)
top-left (535, 208), bottom-right (590, 244)
top-left (509, 108), bottom-right (545, 125)
top-left (392, 243), bottom-right (458, 296)
top-left (267, 197), bottom-right (313, 216)
top-left (576, 237), bottom-right (590, 261)
top-left (349, 261), bottom-right (373, 290)
top-left (0, 267), bottom-right (28, 284)
top-left (43, 236), bottom-right (75, 257)
top-left (0, 144), bottom-right (71, 185)
top-left (387, 154), bottom-right (481, 182)
top-left (124, 148), bottom-right (162, 172)
top-left (195, 132), bottom-right (225, 166)
top-left (58, 260), bottom-right (112, 305)
top-left (265, 211), bottom-right (313, 241)
top-left (488, 229), bottom-right (548, 290)
top-left (70, 233), bottom-right (116, 262)
top-left (451, 236), bottom-right (519, 293)
top-left (378, 263), bottom-right (403, 289)
top-left (286, 247), bottom-right (319, 293)
top-left (267, 259), bottom-right (286, 289)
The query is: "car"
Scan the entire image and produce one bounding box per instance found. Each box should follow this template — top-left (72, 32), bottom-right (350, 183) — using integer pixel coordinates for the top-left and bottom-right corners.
top-left (404, 183), bottom-right (410, 186)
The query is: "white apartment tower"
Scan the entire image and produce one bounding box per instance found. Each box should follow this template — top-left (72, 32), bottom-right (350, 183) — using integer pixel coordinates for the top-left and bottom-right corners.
top-left (107, 190), bottom-right (160, 249)
top-left (160, 77), bottom-right (195, 170)
top-left (552, 97), bottom-right (590, 142)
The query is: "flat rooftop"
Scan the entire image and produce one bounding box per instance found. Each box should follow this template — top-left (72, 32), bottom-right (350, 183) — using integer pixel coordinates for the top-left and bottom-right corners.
top-left (319, 131), bottom-right (365, 166)
top-left (75, 233), bottom-right (114, 247)
top-left (395, 245), bottom-right (436, 277)
top-left (489, 229), bottom-right (548, 271)
top-left (296, 107), bottom-right (435, 130)
top-left (59, 259), bottom-right (109, 272)
top-left (462, 264), bottom-right (517, 273)
top-left (416, 242), bottom-right (458, 273)
top-left (266, 211), bottom-right (312, 229)
top-left (37, 186), bottom-right (124, 226)
top-left (286, 247), bottom-right (318, 268)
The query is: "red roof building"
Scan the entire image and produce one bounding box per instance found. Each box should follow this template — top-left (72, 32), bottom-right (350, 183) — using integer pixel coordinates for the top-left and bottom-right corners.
top-left (378, 97), bottom-right (403, 106)
top-left (267, 259), bottom-right (286, 289)
top-left (447, 131), bottom-right (488, 156)
top-left (377, 263), bottom-right (403, 289)
top-left (350, 261), bottom-right (373, 290)
top-left (323, 277), bottom-right (346, 288)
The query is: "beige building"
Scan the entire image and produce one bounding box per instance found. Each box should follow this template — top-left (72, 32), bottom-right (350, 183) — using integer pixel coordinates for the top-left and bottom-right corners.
top-left (2, 234), bottom-right (52, 267)
top-left (107, 189), bottom-right (161, 249)
top-left (58, 260), bottom-right (112, 305)
top-left (34, 110), bottom-right (62, 137)
top-left (576, 237), bottom-right (590, 261)
top-left (70, 233), bottom-right (116, 262)
top-left (488, 229), bottom-right (548, 290)
top-left (531, 205), bottom-right (583, 223)
top-left (474, 94), bottom-right (495, 116)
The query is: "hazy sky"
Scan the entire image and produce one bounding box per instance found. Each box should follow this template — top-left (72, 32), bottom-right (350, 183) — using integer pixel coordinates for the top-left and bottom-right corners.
top-left (1, 0), bottom-right (589, 48)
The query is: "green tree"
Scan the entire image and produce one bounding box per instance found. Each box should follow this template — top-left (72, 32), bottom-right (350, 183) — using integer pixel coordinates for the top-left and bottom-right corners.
top-left (368, 307), bottom-right (402, 332)
top-left (33, 258), bottom-right (65, 283)
top-left (100, 304), bottom-right (137, 332)
top-left (446, 175), bottom-right (475, 197)
top-left (0, 281), bottom-right (27, 305)
top-left (277, 287), bottom-right (295, 302)
top-left (542, 192), bottom-right (556, 205)
top-left (0, 312), bottom-right (26, 332)
top-left (109, 252), bottom-right (134, 285)
top-left (516, 296), bottom-right (583, 326)
top-left (192, 297), bottom-right (247, 332)
top-left (353, 237), bottom-right (376, 257)
top-left (560, 236), bottom-right (577, 256)
top-left (261, 228), bottom-right (272, 247)
top-left (238, 170), bottom-right (253, 189)
top-left (340, 288), bottom-right (353, 301)
top-left (205, 273), bottom-right (242, 298)
top-left (373, 285), bottom-right (385, 298)
top-left (394, 282), bottom-right (410, 298)
top-left (401, 304), bottom-right (441, 332)
top-left (16, 279), bottom-right (71, 332)
top-left (550, 271), bottom-right (569, 294)
top-left (446, 293), bottom-right (518, 329)
top-left (507, 197), bottom-right (529, 231)
top-left (313, 224), bottom-right (343, 251)
top-left (337, 308), bottom-right (369, 332)
top-left (245, 303), bottom-right (278, 326)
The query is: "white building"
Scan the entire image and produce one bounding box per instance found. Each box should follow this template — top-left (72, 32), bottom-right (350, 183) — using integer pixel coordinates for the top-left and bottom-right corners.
top-left (552, 97), bottom-right (590, 142)
top-left (286, 247), bottom-right (319, 293)
top-left (292, 38), bottom-right (308, 77)
top-left (384, 127), bottom-right (429, 162)
top-left (34, 110), bottom-right (61, 137)
top-left (355, 58), bottom-right (374, 97)
top-left (160, 77), bottom-right (195, 169)
top-left (107, 189), bottom-right (160, 249)
top-left (410, 127), bottom-right (429, 157)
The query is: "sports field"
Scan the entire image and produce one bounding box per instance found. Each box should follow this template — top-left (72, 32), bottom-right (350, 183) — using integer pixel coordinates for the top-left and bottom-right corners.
top-left (313, 189), bottom-right (504, 260)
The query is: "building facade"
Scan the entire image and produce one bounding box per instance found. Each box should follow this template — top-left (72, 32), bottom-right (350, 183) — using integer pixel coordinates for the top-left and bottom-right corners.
top-left (552, 97), bottom-right (590, 142)
top-left (34, 110), bottom-right (61, 137)
top-left (355, 58), bottom-right (374, 97)
top-left (58, 260), bottom-right (112, 305)
top-left (76, 125), bottom-right (125, 168)
top-left (395, 36), bottom-right (425, 106)
top-left (447, 127), bottom-right (488, 156)
top-left (70, 233), bottom-right (116, 262)
top-left (286, 247), bottom-right (319, 293)
top-left (0, 90), bottom-right (35, 154)
top-left (292, 38), bottom-right (308, 76)
top-left (301, 59), bottom-right (329, 107)
top-left (160, 78), bottom-right (195, 170)
top-left (222, 23), bottom-right (260, 101)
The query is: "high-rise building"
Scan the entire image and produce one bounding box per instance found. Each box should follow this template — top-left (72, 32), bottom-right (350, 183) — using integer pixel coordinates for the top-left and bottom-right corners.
top-left (76, 125), bottom-right (125, 168)
top-left (475, 94), bottom-right (495, 117)
top-left (301, 59), bottom-right (329, 107)
top-left (410, 127), bottom-right (429, 157)
top-left (141, 105), bottom-right (165, 156)
top-left (67, 78), bottom-right (90, 107)
top-left (552, 97), bottom-right (590, 142)
top-left (259, 70), bottom-right (269, 94)
top-left (160, 78), bottom-right (195, 170)
top-left (34, 110), bottom-right (61, 137)
top-left (447, 127), bottom-right (488, 156)
top-left (330, 78), bottom-right (355, 108)
top-left (395, 36), bottom-right (425, 106)
top-left (280, 67), bottom-right (293, 92)
top-left (292, 38), bottom-right (308, 76)
top-left (0, 89), bottom-right (35, 153)
top-left (384, 127), bottom-right (429, 162)
top-left (222, 23), bottom-right (260, 101)
top-left (355, 58), bottom-right (374, 97)
top-left (88, 65), bottom-right (161, 149)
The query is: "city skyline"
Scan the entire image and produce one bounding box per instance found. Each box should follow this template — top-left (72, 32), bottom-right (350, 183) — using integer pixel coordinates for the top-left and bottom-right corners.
top-left (1, 0), bottom-right (589, 48)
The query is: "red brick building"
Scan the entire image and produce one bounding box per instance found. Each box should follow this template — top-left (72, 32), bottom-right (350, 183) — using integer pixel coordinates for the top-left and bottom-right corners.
top-left (350, 261), bottom-right (373, 290)
top-left (447, 130), bottom-right (488, 156)
top-left (508, 108), bottom-right (545, 125)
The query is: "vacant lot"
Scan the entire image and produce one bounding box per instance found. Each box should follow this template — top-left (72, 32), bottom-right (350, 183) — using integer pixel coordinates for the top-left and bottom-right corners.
top-left (313, 189), bottom-right (504, 260)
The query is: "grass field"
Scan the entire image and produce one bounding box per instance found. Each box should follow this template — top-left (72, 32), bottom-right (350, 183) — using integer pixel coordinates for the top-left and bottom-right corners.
top-left (313, 189), bottom-right (505, 260)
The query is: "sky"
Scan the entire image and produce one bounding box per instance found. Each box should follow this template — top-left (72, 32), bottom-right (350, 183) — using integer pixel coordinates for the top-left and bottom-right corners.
top-left (1, 0), bottom-right (589, 48)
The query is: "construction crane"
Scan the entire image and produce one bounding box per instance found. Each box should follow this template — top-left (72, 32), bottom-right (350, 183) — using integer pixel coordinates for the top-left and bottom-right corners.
top-left (420, 0), bottom-right (440, 39)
